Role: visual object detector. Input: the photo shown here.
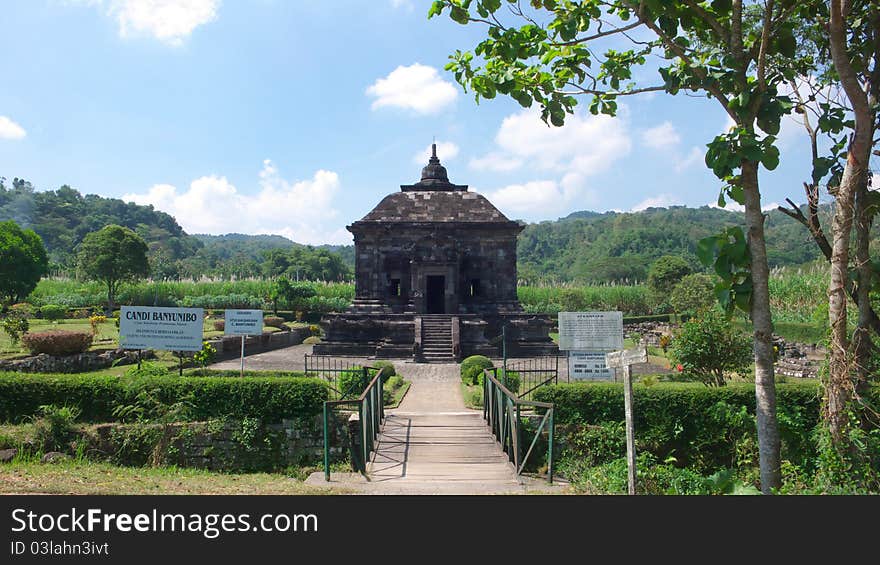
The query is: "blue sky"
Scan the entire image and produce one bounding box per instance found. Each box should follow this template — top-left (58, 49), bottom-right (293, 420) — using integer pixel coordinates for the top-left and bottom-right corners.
top-left (0, 1), bottom-right (835, 245)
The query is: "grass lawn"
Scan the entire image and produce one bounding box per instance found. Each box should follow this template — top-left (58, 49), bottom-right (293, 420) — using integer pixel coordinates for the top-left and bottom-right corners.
top-left (0, 460), bottom-right (347, 494)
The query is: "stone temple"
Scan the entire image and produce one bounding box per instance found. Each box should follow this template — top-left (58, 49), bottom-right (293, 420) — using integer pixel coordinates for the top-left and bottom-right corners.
top-left (314, 145), bottom-right (557, 362)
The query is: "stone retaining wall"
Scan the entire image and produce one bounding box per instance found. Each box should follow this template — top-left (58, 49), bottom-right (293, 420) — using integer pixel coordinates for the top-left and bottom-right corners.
top-left (89, 413), bottom-right (350, 471)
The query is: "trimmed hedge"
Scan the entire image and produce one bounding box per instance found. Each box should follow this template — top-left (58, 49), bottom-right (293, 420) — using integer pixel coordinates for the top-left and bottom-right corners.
top-left (21, 330), bottom-right (93, 356)
top-left (0, 372), bottom-right (329, 424)
top-left (534, 381), bottom-right (830, 472)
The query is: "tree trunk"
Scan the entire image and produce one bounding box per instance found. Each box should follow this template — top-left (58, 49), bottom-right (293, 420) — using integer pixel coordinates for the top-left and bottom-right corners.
top-left (106, 280), bottom-right (116, 316)
top-left (826, 0), bottom-right (875, 443)
top-left (741, 160), bottom-right (781, 494)
top-left (827, 158), bottom-right (856, 442)
top-left (853, 171), bottom-right (873, 392)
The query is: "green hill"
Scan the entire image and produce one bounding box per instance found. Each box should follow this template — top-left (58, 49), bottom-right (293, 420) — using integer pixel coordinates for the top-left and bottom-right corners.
top-left (516, 205), bottom-right (833, 283)
top-left (0, 177), bottom-right (201, 274)
top-left (2, 176), bottom-right (840, 284)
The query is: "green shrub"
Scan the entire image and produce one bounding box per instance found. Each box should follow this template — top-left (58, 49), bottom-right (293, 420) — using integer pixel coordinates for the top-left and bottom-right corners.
top-left (32, 404), bottom-right (81, 452)
top-left (669, 273), bottom-right (717, 315)
top-left (9, 303), bottom-right (34, 318)
top-left (193, 342), bottom-right (217, 368)
top-left (338, 367), bottom-right (367, 398)
top-left (2, 315), bottom-right (29, 347)
top-left (0, 372), bottom-right (329, 424)
top-left (39, 304), bottom-right (67, 321)
top-left (461, 355), bottom-right (494, 385)
top-left (125, 362), bottom-right (172, 379)
top-left (535, 381), bottom-right (828, 474)
top-left (563, 421), bottom-right (626, 467)
top-left (498, 369), bottom-right (521, 394)
top-left (384, 375), bottom-right (403, 390)
top-left (21, 330), bottom-right (93, 356)
top-left (372, 361), bottom-right (397, 378)
top-left (669, 309), bottom-right (752, 386)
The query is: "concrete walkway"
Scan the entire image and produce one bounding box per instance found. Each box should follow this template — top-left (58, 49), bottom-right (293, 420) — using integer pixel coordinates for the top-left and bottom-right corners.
top-left (210, 345), bottom-right (566, 493)
top-left (303, 359), bottom-right (567, 494)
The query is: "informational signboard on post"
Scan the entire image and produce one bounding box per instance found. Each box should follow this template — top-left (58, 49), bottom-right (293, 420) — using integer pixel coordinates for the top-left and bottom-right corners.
top-left (119, 306), bottom-right (204, 351)
top-left (557, 311), bottom-right (623, 351)
top-left (224, 309), bottom-right (264, 336)
top-left (568, 351), bottom-right (614, 380)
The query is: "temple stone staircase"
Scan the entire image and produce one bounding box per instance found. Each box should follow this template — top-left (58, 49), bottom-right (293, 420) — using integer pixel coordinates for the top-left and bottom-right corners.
top-left (419, 315), bottom-right (455, 362)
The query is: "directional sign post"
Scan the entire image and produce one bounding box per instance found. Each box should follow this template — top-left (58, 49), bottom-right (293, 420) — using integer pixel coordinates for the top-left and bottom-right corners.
top-left (606, 346), bottom-right (648, 495)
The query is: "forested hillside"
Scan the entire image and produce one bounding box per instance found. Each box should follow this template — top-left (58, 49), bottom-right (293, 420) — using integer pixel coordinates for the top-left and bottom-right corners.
top-left (1, 176), bottom-right (848, 284)
top-left (0, 178), bottom-right (352, 281)
top-left (0, 177), bottom-right (200, 274)
top-left (517, 205), bottom-right (838, 283)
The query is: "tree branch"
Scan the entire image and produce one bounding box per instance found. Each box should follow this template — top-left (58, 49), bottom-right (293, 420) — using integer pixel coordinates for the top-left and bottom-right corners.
top-left (682, 0), bottom-right (729, 46)
top-left (553, 20), bottom-right (644, 46)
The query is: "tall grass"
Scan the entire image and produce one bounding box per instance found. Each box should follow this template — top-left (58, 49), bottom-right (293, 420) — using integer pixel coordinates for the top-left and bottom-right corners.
top-left (27, 278), bottom-right (355, 310)
top-left (767, 266), bottom-right (829, 324)
top-left (24, 265), bottom-right (841, 325)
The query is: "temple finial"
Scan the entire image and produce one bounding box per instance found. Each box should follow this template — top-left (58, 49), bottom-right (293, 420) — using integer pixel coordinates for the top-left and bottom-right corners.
top-left (431, 142), bottom-right (437, 159)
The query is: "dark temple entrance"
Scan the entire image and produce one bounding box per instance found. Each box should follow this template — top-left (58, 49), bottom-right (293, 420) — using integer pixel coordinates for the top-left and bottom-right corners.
top-left (426, 276), bottom-right (446, 314)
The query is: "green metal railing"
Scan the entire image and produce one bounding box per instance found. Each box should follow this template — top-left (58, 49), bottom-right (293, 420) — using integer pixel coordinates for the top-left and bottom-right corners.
top-left (305, 354), bottom-right (369, 400)
top-left (322, 366), bottom-right (387, 481)
top-left (483, 366), bottom-right (555, 482)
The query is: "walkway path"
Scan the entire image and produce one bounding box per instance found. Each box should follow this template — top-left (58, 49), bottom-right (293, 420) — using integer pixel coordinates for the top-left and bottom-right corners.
top-left (306, 360), bottom-right (566, 494)
top-left (210, 345), bottom-right (566, 493)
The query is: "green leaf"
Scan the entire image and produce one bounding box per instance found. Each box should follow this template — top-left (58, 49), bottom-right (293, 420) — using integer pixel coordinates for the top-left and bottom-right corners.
top-left (696, 236), bottom-right (718, 266)
top-left (761, 145), bottom-right (780, 170)
top-left (450, 6), bottom-right (470, 24)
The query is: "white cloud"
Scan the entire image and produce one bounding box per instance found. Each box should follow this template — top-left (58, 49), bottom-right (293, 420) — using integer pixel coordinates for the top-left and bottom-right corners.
top-left (674, 146), bottom-right (704, 172)
top-left (485, 181), bottom-right (565, 216)
top-left (468, 152), bottom-right (522, 172)
top-left (491, 107), bottom-right (631, 175)
top-left (390, 0), bottom-right (413, 11)
top-left (706, 200), bottom-right (779, 213)
top-left (0, 116), bottom-right (26, 140)
top-left (412, 141), bottom-right (459, 164)
top-left (71, 0), bottom-right (219, 45)
top-left (708, 200), bottom-right (745, 212)
top-left (472, 107), bottom-right (630, 218)
top-left (641, 121), bottom-right (680, 149)
top-left (124, 160), bottom-right (349, 244)
top-left (366, 64), bottom-right (458, 114)
top-left (632, 194), bottom-right (681, 212)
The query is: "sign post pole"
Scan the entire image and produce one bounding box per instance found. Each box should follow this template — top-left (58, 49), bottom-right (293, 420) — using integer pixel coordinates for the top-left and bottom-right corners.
top-left (240, 335), bottom-right (245, 378)
top-left (622, 362), bottom-right (636, 495)
top-left (606, 346), bottom-right (647, 496)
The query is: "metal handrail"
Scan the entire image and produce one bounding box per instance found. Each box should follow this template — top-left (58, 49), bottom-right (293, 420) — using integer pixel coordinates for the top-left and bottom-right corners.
top-left (322, 366), bottom-right (387, 481)
top-left (482, 367), bottom-right (555, 482)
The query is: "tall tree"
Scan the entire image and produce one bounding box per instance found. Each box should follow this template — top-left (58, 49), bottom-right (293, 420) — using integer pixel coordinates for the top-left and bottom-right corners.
top-left (429, 0), bottom-right (817, 492)
top-left (824, 0), bottom-right (879, 450)
top-left (77, 224), bottom-right (149, 313)
top-left (0, 220), bottom-right (49, 305)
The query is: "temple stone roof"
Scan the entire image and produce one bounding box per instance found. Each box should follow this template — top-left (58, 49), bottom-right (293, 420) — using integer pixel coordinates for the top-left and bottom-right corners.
top-left (354, 190), bottom-right (515, 224)
top-left (401, 143), bottom-right (468, 192)
top-left (351, 143), bottom-right (518, 227)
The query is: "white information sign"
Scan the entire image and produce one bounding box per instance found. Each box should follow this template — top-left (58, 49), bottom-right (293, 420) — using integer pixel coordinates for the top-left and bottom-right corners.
top-left (224, 309), bottom-right (264, 336)
top-left (568, 351), bottom-right (614, 380)
top-left (558, 311), bottom-right (623, 351)
top-left (119, 306), bottom-right (204, 352)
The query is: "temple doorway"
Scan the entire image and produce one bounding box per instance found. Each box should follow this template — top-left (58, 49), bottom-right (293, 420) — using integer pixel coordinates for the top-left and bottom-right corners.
top-left (426, 276), bottom-right (446, 314)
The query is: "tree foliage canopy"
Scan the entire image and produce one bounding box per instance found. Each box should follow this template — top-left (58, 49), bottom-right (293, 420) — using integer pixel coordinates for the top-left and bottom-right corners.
top-left (0, 219), bottom-right (49, 304)
top-left (77, 224), bottom-right (150, 309)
